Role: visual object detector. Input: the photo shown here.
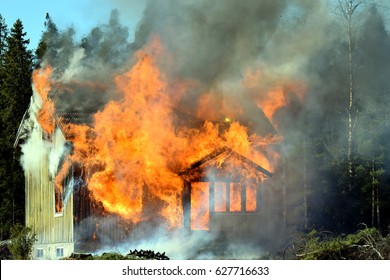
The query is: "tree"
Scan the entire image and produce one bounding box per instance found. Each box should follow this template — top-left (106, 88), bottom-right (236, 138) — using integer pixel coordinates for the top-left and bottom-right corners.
top-left (8, 223), bottom-right (36, 260)
top-left (337, 0), bottom-right (363, 190)
top-left (35, 13), bottom-right (58, 68)
top-left (0, 15), bottom-right (7, 71)
top-left (352, 5), bottom-right (390, 232)
top-left (0, 19), bottom-right (32, 239)
top-left (302, 2), bottom-right (390, 234)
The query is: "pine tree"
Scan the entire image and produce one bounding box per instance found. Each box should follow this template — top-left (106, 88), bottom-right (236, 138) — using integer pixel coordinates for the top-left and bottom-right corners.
top-left (35, 13), bottom-right (58, 68)
top-left (0, 15), bottom-right (7, 70)
top-left (0, 19), bottom-right (32, 239)
top-left (0, 14), bottom-right (9, 240)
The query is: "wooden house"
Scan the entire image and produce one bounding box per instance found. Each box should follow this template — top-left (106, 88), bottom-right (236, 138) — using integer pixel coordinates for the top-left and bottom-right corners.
top-left (15, 91), bottom-right (276, 259)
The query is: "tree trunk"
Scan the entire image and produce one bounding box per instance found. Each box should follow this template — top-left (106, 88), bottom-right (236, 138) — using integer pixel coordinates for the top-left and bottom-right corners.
top-left (338, 0), bottom-right (362, 191)
top-left (371, 164), bottom-right (375, 227)
top-left (376, 186), bottom-right (380, 229)
top-left (347, 1), bottom-right (355, 191)
top-left (303, 136), bottom-right (308, 228)
top-left (282, 156), bottom-right (287, 231)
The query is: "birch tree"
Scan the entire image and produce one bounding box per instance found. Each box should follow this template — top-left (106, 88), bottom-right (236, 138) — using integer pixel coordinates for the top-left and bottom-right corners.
top-left (337, 0), bottom-right (363, 190)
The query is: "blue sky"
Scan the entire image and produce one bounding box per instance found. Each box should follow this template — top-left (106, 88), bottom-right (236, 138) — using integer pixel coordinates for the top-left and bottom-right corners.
top-left (0, 0), bottom-right (145, 49)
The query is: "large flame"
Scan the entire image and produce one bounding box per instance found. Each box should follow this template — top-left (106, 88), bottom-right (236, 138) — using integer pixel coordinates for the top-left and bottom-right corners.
top-left (244, 68), bottom-right (306, 129)
top-left (31, 36), bottom-right (305, 230)
top-left (33, 66), bottom-right (55, 135)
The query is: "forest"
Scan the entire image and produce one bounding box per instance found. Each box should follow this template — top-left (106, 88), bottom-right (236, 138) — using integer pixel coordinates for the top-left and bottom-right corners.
top-left (0, 0), bottom-right (390, 259)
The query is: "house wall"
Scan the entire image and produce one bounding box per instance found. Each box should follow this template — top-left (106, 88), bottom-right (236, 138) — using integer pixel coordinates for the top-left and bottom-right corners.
top-left (25, 130), bottom-right (74, 260)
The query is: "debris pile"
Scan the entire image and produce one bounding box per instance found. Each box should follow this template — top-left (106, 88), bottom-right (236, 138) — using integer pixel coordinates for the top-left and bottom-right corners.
top-left (127, 249), bottom-right (169, 260)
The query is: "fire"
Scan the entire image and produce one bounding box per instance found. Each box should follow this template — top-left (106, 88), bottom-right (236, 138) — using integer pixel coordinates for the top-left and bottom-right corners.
top-left (65, 39), bottom-right (185, 227)
top-left (214, 182), bottom-right (227, 212)
top-left (33, 66), bottom-right (55, 135)
top-left (31, 36), bottom-right (304, 231)
top-left (190, 182), bottom-right (209, 230)
top-left (246, 179), bottom-right (258, 212)
top-left (258, 86), bottom-right (289, 125)
top-left (244, 68), bottom-right (306, 128)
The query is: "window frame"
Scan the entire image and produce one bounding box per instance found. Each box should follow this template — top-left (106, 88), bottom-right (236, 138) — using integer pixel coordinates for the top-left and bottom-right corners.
top-left (56, 247), bottom-right (64, 258)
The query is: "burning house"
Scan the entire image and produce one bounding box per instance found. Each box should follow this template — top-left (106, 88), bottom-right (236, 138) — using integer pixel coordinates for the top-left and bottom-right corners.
top-left (13, 1), bottom-right (315, 260)
top-left (14, 54), bottom-right (281, 259)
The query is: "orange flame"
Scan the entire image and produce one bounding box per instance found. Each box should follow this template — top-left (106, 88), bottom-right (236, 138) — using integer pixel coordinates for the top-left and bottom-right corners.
top-left (246, 179), bottom-right (258, 212)
top-left (214, 182), bottom-right (227, 212)
top-left (190, 182), bottom-right (209, 230)
top-left (32, 36), bottom-right (305, 230)
top-left (33, 66), bottom-right (55, 135)
top-left (244, 68), bottom-right (306, 128)
top-left (230, 182), bottom-right (242, 212)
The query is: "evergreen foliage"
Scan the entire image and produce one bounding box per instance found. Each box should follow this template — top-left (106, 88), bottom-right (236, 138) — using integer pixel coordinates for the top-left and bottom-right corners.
top-left (8, 223), bottom-right (36, 260)
top-left (293, 226), bottom-right (390, 260)
top-left (0, 17), bottom-right (32, 239)
top-left (300, 5), bottom-right (390, 235)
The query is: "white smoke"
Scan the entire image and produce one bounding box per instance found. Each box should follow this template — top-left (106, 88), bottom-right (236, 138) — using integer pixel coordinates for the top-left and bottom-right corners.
top-left (48, 128), bottom-right (67, 179)
top-left (60, 48), bottom-right (86, 82)
top-left (91, 226), bottom-right (220, 259)
top-left (20, 81), bottom-right (70, 189)
top-left (20, 91), bottom-right (49, 179)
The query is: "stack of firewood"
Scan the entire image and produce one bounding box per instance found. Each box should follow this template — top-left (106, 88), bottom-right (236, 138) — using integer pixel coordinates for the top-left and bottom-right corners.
top-left (127, 249), bottom-right (169, 260)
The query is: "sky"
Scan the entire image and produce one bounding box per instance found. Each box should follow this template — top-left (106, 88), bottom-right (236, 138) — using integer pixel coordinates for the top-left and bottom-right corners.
top-left (0, 0), bottom-right (146, 49)
top-left (1, 0), bottom-right (389, 50)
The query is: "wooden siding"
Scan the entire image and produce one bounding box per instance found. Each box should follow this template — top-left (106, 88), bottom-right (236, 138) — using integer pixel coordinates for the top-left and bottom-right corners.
top-left (25, 131), bottom-right (74, 246)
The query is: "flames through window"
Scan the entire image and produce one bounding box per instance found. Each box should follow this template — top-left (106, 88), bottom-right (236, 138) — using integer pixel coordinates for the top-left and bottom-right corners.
top-left (190, 179), bottom-right (260, 231)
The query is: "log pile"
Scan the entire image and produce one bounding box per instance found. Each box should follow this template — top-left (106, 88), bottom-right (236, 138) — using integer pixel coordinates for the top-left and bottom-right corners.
top-left (126, 249), bottom-right (169, 260)
top-left (64, 249), bottom-right (170, 260)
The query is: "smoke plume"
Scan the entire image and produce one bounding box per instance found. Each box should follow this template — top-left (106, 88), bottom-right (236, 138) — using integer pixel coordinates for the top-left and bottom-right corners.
top-left (19, 0), bottom-right (390, 258)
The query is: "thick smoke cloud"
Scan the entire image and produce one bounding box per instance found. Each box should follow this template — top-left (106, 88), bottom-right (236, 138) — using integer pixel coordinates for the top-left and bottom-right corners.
top-left (23, 0), bottom-right (333, 258)
top-left (20, 0), bottom-right (390, 257)
top-left (129, 0), bottom-right (330, 114)
top-left (40, 0), bottom-right (331, 119)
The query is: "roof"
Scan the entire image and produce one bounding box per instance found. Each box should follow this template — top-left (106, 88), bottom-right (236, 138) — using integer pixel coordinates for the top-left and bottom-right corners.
top-left (178, 146), bottom-right (273, 181)
top-left (15, 80), bottom-right (278, 149)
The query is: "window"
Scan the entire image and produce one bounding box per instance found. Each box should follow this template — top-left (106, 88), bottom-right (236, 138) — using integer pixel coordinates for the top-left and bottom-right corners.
top-left (214, 181), bottom-right (258, 213)
top-left (245, 180), bottom-right (257, 212)
top-left (54, 165), bottom-right (74, 216)
top-left (56, 247), bottom-right (64, 257)
top-left (190, 182), bottom-right (209, 230)
top-left (37, 248), bottom-right (44, 258)
top-left (214, 182), bottom-right (227, 212)
top-left (54, 185), bottom-right (63, 214)
top-left (190, 180), bottom-right (259, 230)
top-left (229, 182), bottom-right (243, 212)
